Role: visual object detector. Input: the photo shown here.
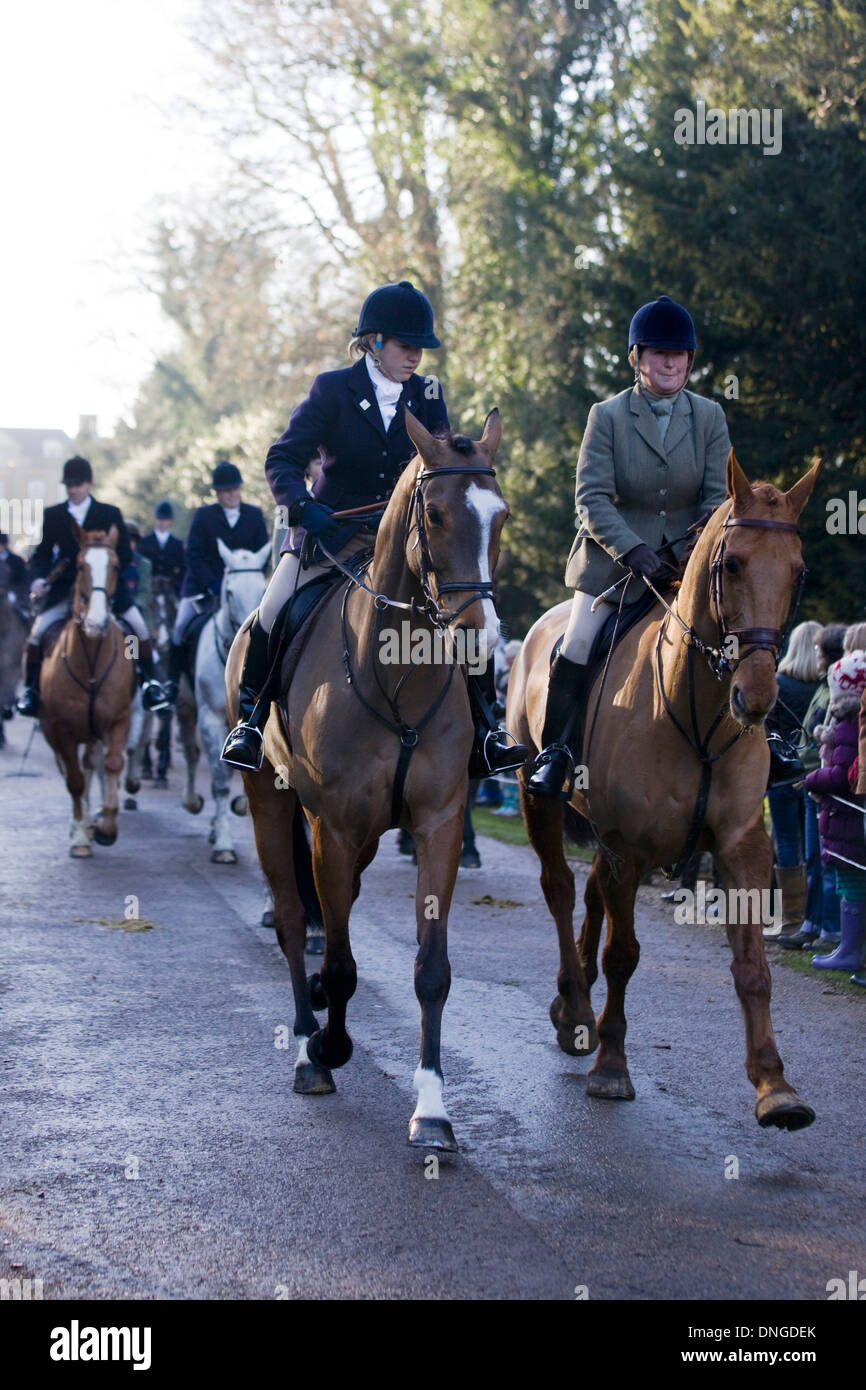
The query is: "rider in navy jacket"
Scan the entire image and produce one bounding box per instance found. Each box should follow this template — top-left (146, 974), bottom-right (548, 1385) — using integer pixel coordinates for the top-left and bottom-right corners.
top-left (139, 500), bottom-right (185, 593)
top-left (265, 354), bottom-right (449, 556)
top-left (222, 279), bottom-right (527, 779)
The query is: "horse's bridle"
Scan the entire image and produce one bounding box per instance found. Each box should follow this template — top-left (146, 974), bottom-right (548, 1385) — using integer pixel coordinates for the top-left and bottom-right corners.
top-left (708, 512), bottom-right (806, 673)
top-left (408, 465), bottom-right (499, 626)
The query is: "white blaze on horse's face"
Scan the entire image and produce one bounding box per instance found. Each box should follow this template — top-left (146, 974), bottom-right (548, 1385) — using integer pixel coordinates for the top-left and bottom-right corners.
top-left (83, 547), bottom-right (110, 637)
top-left (464, 481), bottom-right (505, 652)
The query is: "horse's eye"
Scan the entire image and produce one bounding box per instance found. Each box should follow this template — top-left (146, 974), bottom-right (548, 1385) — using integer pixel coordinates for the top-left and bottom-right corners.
top-left (724, 555), bottom-right (740, 576)
top-left (426, 507), bottom-right (444, 528)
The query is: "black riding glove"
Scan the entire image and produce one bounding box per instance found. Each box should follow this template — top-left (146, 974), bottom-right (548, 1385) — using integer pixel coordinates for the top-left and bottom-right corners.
top-left (623, 543), bottom-right (664, 580)
top-left (297, 500), bottom-right (351, 554)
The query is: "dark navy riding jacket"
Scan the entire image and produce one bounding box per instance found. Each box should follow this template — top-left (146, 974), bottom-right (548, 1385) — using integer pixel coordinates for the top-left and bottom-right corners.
top-left (30, 498), bottom-right (135, 613)
top-left (265, 357), bottom-right (449, 549)
top-left (139, 532), bottom-right (185, 592)
top-left (180, 502), bottom-right (268, 598)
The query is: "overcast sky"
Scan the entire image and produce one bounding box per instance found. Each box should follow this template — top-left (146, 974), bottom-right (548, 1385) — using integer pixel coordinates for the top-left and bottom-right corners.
top-left (0, 0), bottom-right (224, 437)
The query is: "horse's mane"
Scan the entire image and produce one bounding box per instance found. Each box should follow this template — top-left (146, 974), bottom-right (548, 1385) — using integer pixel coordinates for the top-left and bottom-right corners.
top-left (431, 431), bottom-right (477, 457)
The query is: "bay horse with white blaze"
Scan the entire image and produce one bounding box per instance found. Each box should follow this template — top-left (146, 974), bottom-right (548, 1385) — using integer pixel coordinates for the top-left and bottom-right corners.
top-left (226, 410), bottom-right (507, 1150)
top-left (38, 524), bottom-right (136, 856)
top-left (507, 451), bottom-right (820, 1131)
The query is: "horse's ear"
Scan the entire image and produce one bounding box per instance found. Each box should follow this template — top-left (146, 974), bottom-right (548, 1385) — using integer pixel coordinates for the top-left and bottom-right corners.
top-left (254, 540), bottom-right (271, 570)
top-left (477, 408), bottom-right (502, 461)
top-left (106, 524), bottom-right (118, 550)
top-left (404, 408), bottom-right (448, 467)
top-left (784, 458), bottom-right (822, 520)
top-left (71, 518), bottom-right (85, 549)
top-left (726, 448), bottom-right (753, 509)
top-left (216, 536), bottom-right (232, 567)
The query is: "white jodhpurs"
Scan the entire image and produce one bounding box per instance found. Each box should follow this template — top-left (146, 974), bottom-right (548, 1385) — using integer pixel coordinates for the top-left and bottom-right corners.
top-left (559, 590), bottom-right (619, 666)
top-left (28, 600), bottom-right (151, 649)
top-left (258, 530), bottom-right (376, 634)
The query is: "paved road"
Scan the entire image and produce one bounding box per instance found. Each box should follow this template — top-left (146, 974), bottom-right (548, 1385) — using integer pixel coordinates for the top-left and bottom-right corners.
top-left (1, 721), bottom-right (864, 1300)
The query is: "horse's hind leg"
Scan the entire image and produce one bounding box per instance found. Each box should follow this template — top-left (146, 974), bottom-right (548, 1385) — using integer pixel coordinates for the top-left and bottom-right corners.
top-left (586, 848), bottom-right (642, 1100)
top-left (520, 783), bottom-right (598, 1057)
top-left (714, 821), bottom-right (815, 1131)
top-left (244, 772), bottom-right (334, 1095)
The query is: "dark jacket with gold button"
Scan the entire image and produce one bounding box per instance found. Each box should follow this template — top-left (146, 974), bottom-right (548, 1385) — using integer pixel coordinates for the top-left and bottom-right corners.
top-left (265, 356), bottom-right (449, 554)
top-left (564, 384), bottom-right (731, 596)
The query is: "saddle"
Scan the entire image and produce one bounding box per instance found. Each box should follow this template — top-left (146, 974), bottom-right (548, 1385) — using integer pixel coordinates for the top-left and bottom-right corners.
top-left (178, 599), bottom-right (218, 684)
top-left (551, 584), bottom-right (659, 677)
top-left (269, 553), bottom-right (374, 750)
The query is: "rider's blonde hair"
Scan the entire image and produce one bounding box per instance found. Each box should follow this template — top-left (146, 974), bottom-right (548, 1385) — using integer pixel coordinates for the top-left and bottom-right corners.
top-left (778, 620), bottom-right (821, 681)
top-left (843, 621), bottom-right (866, 655)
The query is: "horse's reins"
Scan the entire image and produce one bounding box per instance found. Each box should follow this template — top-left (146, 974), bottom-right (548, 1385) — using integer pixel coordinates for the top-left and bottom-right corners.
top-left (61, 554), bottom-right (121, 739)
top-left (319, 463), bottom-right (501, 826)
top-left (647, 508), bottom-right (805, 877)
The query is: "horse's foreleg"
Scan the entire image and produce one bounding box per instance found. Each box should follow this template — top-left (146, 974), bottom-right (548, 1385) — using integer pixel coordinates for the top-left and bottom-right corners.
top-left (715, 822), bottom-right (815, 1131)
top-left (406, 810), bottom-right (464, 1151)
top-left (178, 690), bottom-right (203, 814)
top-left (52, 730), bottom-right (91, 858)
top-left (306, 821), bottom-right (357, 1073)
top-left (198, 700), bottom-right (236, 863)
top-left (577, 859), bottom-right (605, 992)
top-left (126, 694), bottom-right (144, 793)
top-left (155, 709), bottom-right (171, 781)
top-left (520, 781), bottom-right (598, 1057)
top-left (93, 719), bottom-right (128, 847)
top-left (587, 849), bottom-right (642, 1100)
top-left (244, 773), bottom-right (334, 1095)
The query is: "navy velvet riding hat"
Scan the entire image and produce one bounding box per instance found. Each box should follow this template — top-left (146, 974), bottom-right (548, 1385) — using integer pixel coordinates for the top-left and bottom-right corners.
top-left (354, 280), bottom-right (440, 348)
top-left (628, 295), bottom-right (697, 352)
top-left (211, 461), bottom-right (243, 489)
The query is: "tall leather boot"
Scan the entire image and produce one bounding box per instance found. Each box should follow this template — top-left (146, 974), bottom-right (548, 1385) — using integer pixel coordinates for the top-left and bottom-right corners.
top-left (466, 659), bottom-right (527, 777)
top-left (811, 900), bottom-right (866, 971)
top-left (526, 652), bottom-right (593, 801)
top-left (162, 641), bottom-right (185, 705)
top-left (136, 641), bottom-right (170, 712)
top-left (774, 865), bottom-right (811, 945)
top-left (221, 615), bottom-right (273, 770)
top-left (16, 649), bottom-right (43, 717)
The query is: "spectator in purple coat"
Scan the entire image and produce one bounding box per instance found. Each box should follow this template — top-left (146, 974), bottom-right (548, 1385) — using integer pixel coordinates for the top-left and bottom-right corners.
top-left (803, 651), bottom-right (866, 973)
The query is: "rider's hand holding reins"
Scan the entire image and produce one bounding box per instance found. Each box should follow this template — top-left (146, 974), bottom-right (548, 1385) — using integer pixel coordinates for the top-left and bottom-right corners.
top-left (624, 542), bottom-right (664, 581)
top-left (297, 499), bottom-right (353, 553)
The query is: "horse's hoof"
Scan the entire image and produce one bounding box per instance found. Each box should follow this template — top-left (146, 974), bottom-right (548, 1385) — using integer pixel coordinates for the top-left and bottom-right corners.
top-left (261, 909), bottom-right (275, 929)
top-left (307, 973), bottom-right (328, 1010)
top-left (293, 1062), bottom-right (336, 1095)
top-left (408, 1117), bottom-right (458, 1151)
top-left (125, 780), bottom-right (140, 795)
top-left (586, 1070), bottom-right (636, 1101)
top-left (556, 1022), bottom-right (599, 1057)
top-left (550, 996), bottom-right (598, 1056)
top-left (230, 794), bottom-right (248, 816)
top-left (69, 844), bottom-right (93, 859)
top-left (210, 849), bottom-right (237, 864)
top-left (184, 795), bottom-right (204, 815)
top-left (92, 827), bottom-right (117, 847)
top-left (123, 797), bottom-right (137, 811)
top-left (305, 926), bottom-right (325, 956)
top-left (756, 1090), bottom-right (816, 1131)
top-left (308, 1028), bottom-right (352, 1070)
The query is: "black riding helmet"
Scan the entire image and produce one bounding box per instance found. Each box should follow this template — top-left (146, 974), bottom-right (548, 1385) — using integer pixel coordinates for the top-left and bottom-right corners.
top-left (354, 280), bottom-right (440, 348)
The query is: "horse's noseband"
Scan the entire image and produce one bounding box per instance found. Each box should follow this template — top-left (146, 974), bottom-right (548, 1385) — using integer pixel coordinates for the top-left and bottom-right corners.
top-left (708, 515), bottom-right (805, 674)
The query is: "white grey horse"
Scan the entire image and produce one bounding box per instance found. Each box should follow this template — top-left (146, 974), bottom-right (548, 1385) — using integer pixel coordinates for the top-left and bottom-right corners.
top-left (188, 539), bottom-right (270, 863)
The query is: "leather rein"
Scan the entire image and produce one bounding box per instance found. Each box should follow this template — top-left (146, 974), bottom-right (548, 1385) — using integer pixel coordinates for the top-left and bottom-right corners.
top-left (60, 552), bottom-right (122, 739)
top-left (319, 463), bottom-right (500, 827)
top-left (641, 509), bottom-right (805, 878)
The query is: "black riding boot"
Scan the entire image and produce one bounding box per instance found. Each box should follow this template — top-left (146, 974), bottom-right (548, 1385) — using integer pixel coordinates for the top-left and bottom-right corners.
top-left (221, 616), bottom-right (273, 771)
top-left (162, 641), bottom-right (185, 705)
top-left (16, 650), bottom-right (42, 718)
top-left (526, 652), bottom-right (592, 801)
top-left (467, 660), bottom-right (528, 778)
top-left (137, 647), bottom-right (170, 713)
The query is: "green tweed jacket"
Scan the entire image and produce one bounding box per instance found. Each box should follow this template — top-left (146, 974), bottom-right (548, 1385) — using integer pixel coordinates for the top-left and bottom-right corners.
top-left (564, 384), bottom-right (731, 596)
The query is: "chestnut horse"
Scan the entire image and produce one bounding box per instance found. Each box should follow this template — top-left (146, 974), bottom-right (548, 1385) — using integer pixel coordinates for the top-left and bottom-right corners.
top-left (507, 451), bottom-right (820, 1131)
top-left (39, 524), bottom-right (135, 857)
top-left (226, 410), bottom-right (507, 1150)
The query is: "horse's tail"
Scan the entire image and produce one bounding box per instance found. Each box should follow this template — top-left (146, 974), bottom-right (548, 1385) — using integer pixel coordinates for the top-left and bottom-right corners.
top-left (292, 798), bottom-right (323, 928)
top-left (563, 802), bottom-right (596, 847)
